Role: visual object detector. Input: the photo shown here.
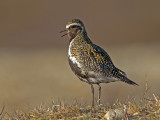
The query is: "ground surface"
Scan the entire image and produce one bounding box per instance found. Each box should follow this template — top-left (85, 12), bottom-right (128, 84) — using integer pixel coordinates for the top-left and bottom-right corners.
top-left (1, 94), bottom-right (160, 119)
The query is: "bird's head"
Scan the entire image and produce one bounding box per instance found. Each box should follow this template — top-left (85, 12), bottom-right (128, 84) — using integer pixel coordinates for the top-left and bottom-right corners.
top-left (60, 19), bottom-right (86, 40)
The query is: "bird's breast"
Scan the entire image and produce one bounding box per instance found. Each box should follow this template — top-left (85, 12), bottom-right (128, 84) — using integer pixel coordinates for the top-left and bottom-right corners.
top-left (68, 40), bottom-right (82, 68)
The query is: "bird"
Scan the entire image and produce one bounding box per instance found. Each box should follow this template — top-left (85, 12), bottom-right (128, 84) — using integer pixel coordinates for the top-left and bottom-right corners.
top-left (60, 19), bottom-right (138, 106)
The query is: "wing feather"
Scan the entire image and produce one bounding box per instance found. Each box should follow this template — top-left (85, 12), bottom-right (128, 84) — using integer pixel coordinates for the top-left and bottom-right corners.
top-left (79, 43), bottom-right (115, 75)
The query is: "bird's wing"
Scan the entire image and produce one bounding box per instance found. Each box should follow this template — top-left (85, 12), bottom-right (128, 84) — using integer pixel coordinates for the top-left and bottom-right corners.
top-left (79, 43), bottom-right (115, 74)
top-left (78, 43), bottom-right (138, 85)
top-left (91, 44), bottom-right (128, 76)
top-left (92, 44), bottom-right (114, 69)
top-left (90, 45), bottom-right (138, 85)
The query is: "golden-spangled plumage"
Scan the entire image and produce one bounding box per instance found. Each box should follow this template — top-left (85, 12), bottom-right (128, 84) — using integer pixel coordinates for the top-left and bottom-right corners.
top-left (62, 19), bottom-right (138, 106)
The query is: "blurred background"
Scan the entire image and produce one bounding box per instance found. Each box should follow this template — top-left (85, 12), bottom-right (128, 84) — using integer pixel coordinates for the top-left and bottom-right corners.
top-left (0, 0), bottom-right (160, 113)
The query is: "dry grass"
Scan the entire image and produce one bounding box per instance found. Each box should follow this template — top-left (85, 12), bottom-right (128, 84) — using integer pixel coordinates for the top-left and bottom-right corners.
top-left (0, 82), bottom-right (160, 119)
top-left (1, 94), bottom-right (159, 119)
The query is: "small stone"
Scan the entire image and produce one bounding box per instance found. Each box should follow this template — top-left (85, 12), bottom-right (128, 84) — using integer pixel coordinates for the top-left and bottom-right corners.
top-left (104, 109), bottom-right (125, 120)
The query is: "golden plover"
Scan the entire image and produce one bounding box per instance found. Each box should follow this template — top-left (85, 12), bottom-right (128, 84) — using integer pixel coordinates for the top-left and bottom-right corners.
top-left (60, 19), bottom-right (138, 106)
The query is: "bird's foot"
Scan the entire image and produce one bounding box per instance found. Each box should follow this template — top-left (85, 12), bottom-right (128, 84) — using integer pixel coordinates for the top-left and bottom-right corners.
top-left (97, 99), bottom-right (103, 106)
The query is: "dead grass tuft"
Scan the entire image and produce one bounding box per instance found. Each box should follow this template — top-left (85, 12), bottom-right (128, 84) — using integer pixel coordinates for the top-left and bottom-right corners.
top-left (0, 94), bottom-right (159, 120)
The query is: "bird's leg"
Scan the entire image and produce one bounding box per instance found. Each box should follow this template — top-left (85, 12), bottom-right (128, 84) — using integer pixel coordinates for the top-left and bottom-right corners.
top-left (91, 84), bottom-right (94, 107)
top-left (97, 84), bottom-right (101, 105)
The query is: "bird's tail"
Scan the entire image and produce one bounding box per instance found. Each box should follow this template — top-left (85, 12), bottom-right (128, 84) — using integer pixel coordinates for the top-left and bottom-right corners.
top-left (112, 68), bottom-right (139, 86)
top-left (121, 76), bottom-right (139, 86)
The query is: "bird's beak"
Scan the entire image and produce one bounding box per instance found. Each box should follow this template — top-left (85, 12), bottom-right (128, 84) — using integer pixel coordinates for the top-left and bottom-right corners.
top-left (60, 29), bottom-right (68, 37)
